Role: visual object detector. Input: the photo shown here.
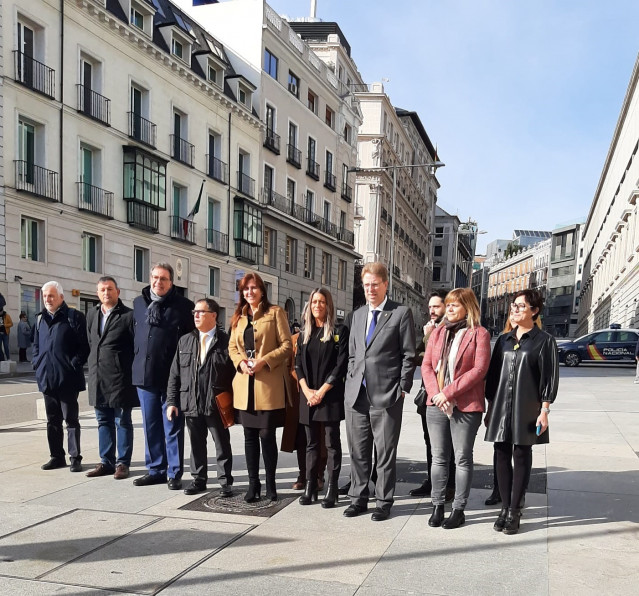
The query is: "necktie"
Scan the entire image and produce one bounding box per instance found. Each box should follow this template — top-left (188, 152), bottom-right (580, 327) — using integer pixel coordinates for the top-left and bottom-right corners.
top-left (200, 334), bottom-right (207, 365)
top-left (366, 310), bottom-right (379, 346)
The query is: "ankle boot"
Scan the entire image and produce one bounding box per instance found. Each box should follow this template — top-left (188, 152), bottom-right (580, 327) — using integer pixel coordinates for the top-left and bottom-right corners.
top-left (442, 508), bottom-right (465, 529)
top-left (493, 507), bottom-right (508, 532)
top-left (428, 505), bottom-right (445, 527)
top-left (298, 480), bottom-right (318, 505)
top-left (244, 480), bottom-right (261, 503)
top-left (485, 487), bottom-right (502, 506)
top-left (502, 508), bottom-right (522, 535)
top-left (321, 480), bottom-right (339, 509)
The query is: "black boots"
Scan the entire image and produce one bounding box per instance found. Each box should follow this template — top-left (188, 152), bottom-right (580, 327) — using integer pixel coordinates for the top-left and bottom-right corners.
top-left (298, 480), bottom-right (318, 505)
top-left (409, 479), bottom-right (432, 497)
top-left (244, 480), bottom-right (261, 503)
top-left (428, 505), bottom-right (445, 527)
top-left (485, 487), bottom-right (502, 506)
top-left (442, 509), bottom-right (465, 529)
top-left (493, 507), bottom-right (508, 532)
top-left (502, 508), bottom-right (522, 535)
top-left (322, 478), bottom-right (339, 509)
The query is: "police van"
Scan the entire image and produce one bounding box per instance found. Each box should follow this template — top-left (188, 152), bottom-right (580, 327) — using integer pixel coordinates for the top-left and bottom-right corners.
top-left (557, 325), bottom-right (639, 367)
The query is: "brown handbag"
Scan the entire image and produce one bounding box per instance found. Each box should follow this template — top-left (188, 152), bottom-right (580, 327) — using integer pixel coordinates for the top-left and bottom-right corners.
top-left (215, 391), bottom-right (235, 429)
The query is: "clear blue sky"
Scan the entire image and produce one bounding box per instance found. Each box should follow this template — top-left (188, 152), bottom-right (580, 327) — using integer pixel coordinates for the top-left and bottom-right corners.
top-left (266, 0), bottom-right (639, 252)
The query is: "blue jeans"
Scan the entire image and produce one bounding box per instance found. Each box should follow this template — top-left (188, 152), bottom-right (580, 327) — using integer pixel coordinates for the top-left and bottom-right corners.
top-left (94, 406), bottom-right (133, 468)
top-left (0, 333), bottom-right (9, 360)
top-left (137, 387), bottom-right (184, 479)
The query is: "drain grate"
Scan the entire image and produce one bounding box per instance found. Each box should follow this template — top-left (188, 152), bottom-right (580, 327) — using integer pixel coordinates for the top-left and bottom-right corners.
top-left (179, 489), bottom-right (297, 517)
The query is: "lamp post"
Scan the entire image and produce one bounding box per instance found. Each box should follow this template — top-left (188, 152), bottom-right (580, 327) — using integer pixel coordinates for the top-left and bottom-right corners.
top-left (348, 161), bottom-right (445, 296)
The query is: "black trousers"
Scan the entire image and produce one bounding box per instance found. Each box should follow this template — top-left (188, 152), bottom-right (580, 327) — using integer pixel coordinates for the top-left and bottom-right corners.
top-left (494, 441), bottom-right (532, 509)
top-left (185, 413), bottom-right (233, 487)
top-left (44, 392), bottom-right (81, 461)
top-left (304, 421), bottom-right (341, 482)
top-left (244, 426), bottom-right (278, 484)
top-left (420, 409), bottom-right (455, 488)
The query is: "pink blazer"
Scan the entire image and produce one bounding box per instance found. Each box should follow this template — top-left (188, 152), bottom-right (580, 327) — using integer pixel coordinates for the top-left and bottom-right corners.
top-left (421, 325), bottom-right (491, 413)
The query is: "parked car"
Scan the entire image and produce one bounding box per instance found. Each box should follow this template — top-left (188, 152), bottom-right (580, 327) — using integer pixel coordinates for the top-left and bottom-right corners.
top-left (557, 327), bottom-right (639, 367)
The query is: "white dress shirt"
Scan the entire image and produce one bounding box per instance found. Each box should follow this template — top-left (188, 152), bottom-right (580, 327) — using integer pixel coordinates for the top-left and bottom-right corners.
top-left (366, 296), bottom-right (388, 337)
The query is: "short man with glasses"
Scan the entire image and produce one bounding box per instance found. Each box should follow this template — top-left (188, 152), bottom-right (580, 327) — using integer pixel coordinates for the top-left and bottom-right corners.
top-left (343, 262), bottom-right (416, 521)
top-left (167, 298), bottom-right (236, 496)
top-left (132, 263), bottom-right (195, 490)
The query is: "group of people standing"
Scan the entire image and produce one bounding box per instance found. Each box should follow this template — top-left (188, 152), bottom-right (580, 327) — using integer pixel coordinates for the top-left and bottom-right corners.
top-left (31, 259), bottom-right (558, 535)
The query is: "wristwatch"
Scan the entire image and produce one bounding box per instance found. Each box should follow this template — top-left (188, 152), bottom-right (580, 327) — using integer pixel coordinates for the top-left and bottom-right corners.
top-left (541, 407), bottom-right (550, 414)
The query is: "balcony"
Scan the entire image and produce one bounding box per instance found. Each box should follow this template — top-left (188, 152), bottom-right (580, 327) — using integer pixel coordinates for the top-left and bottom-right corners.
top-left (393, 265), bottom-right (401, 278)
top-left (316, 217), bottom-right (338, 238)
top-left (237, 171), bottom-right (255, 199)
top-left (15, 161), bottom-right (59, 201)
top-left (414, 281), bottom-right (423, 293)
top-left (287, 144), bottom-right (302, 168)
top-left (76, 85), bottom-right (111, 126)
top-left (206, 154), bottom-right (228, 184)
top-left (126, 201), bottom-right (159, 232)
top-left (77, 182), bottom-right (114, 218)
top-left (263, 129), bottom-right (281, 154)
top-left (261, 188), bottom-right (294, 214)
top-left (206, 228), bottom-right (229, 255)
top-left (14, 51), bottom-right (55, 99)
top-left (324, 171), bottom-right (336, 191)
top-left (306, 158), bottom-right (320, 180)
top-left (337, 228), bottom-right (355, 246)
top-left (171, 135), bottom-right (195, 167)
top-left (128, 112), bottom-right (157, 148)
top-left (170, 216), bottom-right (196, 244)
top-left (341, 183), bottom-right (352, 202)
top-left (235, 239), bottom-right (258, 264)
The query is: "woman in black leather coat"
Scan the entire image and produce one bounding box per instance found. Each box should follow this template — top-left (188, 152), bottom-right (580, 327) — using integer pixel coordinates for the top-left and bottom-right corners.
top-left (484, 289), bottom-right (558, 535)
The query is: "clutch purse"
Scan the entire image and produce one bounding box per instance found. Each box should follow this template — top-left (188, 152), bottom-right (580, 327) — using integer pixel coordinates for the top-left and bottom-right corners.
top-left (413, 384), bottom-right (427, 410)
top-left (215, 391), bottom-right (235, 429)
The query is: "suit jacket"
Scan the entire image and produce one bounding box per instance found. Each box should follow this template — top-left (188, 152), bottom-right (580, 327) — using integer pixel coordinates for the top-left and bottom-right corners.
top-left (87, 300), bottom-right (138, 409)
top-left (345, 300), bottom-right (416, 410)
top-left (421, 324), bottom-right (491, 413)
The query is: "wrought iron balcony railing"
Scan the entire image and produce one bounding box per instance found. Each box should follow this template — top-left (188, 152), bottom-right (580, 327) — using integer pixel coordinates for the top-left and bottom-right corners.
top-left (306, 158), bottom-right (320, 180)
top-left (237, 171), bottom-right (255, 199)
top-left (206, 155), bottom-right (228, 184)
top-left (128, 112), bottom-right (157, 148)
top-left (14, 51), bottom-right (55, 98)
top-left (170, 135), bottom-right (195, 167)
top-left (324, 171), bottom-right (336, 191)
top-left (263, 129), bottom-right (281, 154)
top-left (77, 182), bottom-right (114, 218)
top-left (286, 144), bottom-right (301, 168)
top-left (170, 216), bottom-right (196, 243)
top-left (126, 201), bottom-right (159, 232)
top-left (206, 228), bottom-right (229, 254)
top-left (76, 84), bottom-right (111, 125)
top-left (15, 160), bottom-right (59, 201)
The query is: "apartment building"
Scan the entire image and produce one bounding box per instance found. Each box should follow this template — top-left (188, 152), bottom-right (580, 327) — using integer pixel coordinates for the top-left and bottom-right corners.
top-left (175, 0), bottom-right (361, 322)
top-left (1, 0), bottom-right (269, 341)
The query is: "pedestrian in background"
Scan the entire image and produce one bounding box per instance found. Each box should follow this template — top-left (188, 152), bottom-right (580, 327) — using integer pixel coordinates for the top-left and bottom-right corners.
top-left (485, 289), bottom-right (559, 535)
top-left (635, 336), bottom-right (639, 384)
top-left (85, 277), bottom-right (137, 480)
top-left (17, 312), bottom-right (32, 363)
top-left (0, 305), bottom-right (13, 361)
top-left (132, 263), bottom-right (195, 490)
top-left (33, 281), bottom-right (89, 472)
top-left (422, 288), bottom-right (491, 529)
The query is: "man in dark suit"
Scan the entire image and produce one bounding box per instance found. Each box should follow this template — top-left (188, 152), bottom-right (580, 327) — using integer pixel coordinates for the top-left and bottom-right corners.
top-left (85, 276), bottom-right (137, 480)
top-left (343, 262), bottom-right (416, 521)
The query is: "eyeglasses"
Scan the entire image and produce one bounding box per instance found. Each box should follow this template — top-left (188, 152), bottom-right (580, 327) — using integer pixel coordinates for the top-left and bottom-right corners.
top-left (192, 310), bottom-right (212, 316)
top-left (363, 283), bottom-right (382, 290)
top-left (511, 303), bottom-right (528, 312)
top-left (151, 276), bottom-right (171, 283)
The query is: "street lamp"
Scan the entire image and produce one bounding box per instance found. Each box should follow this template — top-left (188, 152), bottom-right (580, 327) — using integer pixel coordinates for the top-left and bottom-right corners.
top-left (348, 161), bottom-right (445, 295)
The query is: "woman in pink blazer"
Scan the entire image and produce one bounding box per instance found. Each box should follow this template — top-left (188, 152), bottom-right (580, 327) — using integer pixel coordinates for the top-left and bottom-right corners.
top-left (421, 288), bottom-right (491, 529)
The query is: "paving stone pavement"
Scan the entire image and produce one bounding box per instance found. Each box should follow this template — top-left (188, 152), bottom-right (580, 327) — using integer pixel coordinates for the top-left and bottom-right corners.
top-left (0, 365), bottom-right (638, 595)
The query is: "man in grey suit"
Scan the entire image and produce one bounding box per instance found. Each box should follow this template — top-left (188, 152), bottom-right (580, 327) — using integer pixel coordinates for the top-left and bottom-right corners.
top-left (343, 262), bottom-right (416, 521)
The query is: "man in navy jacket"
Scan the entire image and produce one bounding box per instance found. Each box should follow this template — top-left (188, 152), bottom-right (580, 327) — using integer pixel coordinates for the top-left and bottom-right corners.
top-left (33, 281), bottom-right (89, 472)
top-left (132, 263), bottom-right (194, 489)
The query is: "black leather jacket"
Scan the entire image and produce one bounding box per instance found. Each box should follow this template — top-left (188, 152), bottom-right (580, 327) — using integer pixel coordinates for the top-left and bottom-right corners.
top-left (485, 326), bottom-right (559, 445)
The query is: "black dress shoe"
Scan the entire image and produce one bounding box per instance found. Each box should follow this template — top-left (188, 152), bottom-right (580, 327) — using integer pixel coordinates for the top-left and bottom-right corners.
top-left (371, 507), bottom-right (390, 521)
top-left (493, 507), bottom-right (508, 532)
top-left (428, 505), bottom-right (445, 527)
top-left (69, 459), bottom-right (83, 473)
top-left (184, 480), bottom-right (207, 495)
top-left (485, 489), bottom-right (502, 506)
top-left (220, 485), bottom-right (233, 497)
top-left (167, 478), bottom-right (182, 490)
top-left (343, 504), bottom-right (368, 518)
top-left (502, 508), bottom-right (522, 535)
top-left (133, 474), bottom-right (167, 486)
top-left (442, 509), bottom-right (465, 529)
top-left (41, 458), bottom-right (66, 470)
top-left (409, 480), bottom-right (432, 497)
top-left (338, 481), bottom-right (351, 496)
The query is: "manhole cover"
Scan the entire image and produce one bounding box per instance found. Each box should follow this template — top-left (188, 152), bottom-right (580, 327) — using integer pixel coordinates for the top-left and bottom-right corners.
top-left (179, 489), bottom-right (297, 517)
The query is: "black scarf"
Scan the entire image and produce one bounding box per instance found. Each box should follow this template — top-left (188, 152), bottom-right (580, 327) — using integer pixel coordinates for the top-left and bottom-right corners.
top-left (437, 319), bottom-right (468, 390)
top-left (146, 285), bottom-right (176, 327)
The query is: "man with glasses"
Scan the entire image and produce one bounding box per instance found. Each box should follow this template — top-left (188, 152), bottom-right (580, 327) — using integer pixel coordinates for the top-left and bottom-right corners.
top-left (343, 262), bottom-right (416, 521)
top-left (167, 298), bottom-right (235, 496)
top-left (132, 263), bottom-right (194, 489)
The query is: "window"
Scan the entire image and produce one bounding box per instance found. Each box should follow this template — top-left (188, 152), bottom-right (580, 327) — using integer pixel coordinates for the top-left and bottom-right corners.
top-left (343, 123), bottom-right (352, 144)
top-left (237, 81), bottom-right (253, 108)
top-left (130, 7), bottom-right (144, 29)
top-left (288, 71), bottom-right (300, 98)
top-left (172, 183), bottom-right (187, 217)
top-left (338, 259), bottom-right (347, 290)
top-left (286, 178), bottom-right (296, 201)
top-left (325, 106), bottom-right (335, 129)
top-left (434, 245), bottom-right (443, 257)
top-left (435, 227), bottom-right (444, 239)
top-left (305, 190), bottom-right (314, 214)
top-left (82, 233), bottom-right (101, 273)
top-left (321, 252), bottom-right (332, 285)
top-left (207, 63), bottom-right (218, 85)
top-left (207, 131), bottom-right (224, 181)
top-left (21, 216), bottom-right (43, 261)
top-left (286, 236), bottom-right (297, 273)
top-left (209, 267), bottom-right (220, 297)
top-left (171, 37), bottom-right (183, 59)
top-left (17, 117), bottom-right (37, 185)
top-left (326, 150), bottom-right (333, 175)
top-left (265, 105), bottom-right (276, 134)
top-left (123, 146), bottom-right (167, 209)
top-left (308, 90), bottom-right (317, 114)
top-left (433, 266), bottom-right (441, 281)
top-left (323, 201), bottom-right (331, 223)
top-left (129, 84), bottom-right (154, 145)
top-left (233, 197), bottom-right (262, 263)
top-left (134, 246), bottom-right (149, 282)
top-left (264, 48), bottom-right (278, 79)
top-left (308, 137), bottom-right (316, 162)
top-left (340, 210), bottom-right (346, 231)
top-left (208, 197), bottom-right (221, 231)
top-left (263, 227), bottom-right (277, 267)
top-left (304, 245), bottom-right (315, 279)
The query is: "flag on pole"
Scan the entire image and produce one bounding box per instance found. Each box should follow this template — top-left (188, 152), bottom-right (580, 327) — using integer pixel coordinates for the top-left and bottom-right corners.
top-left (184, 179), bottom-right (204, 238)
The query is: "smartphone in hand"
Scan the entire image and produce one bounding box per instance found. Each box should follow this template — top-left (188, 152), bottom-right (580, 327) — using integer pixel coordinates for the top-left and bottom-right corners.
top-left (536, 423), bottom-right (542, 436)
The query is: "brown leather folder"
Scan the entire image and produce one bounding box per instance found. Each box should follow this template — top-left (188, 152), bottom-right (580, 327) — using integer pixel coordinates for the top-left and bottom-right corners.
top-left (215, 391), bottom-right (235, 429)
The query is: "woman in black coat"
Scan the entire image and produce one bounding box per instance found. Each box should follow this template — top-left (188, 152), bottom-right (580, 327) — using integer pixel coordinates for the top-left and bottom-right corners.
top-left (295, 288), bottom-right (348, 508)
top-left (485, 289), bottom-right (559, 535)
